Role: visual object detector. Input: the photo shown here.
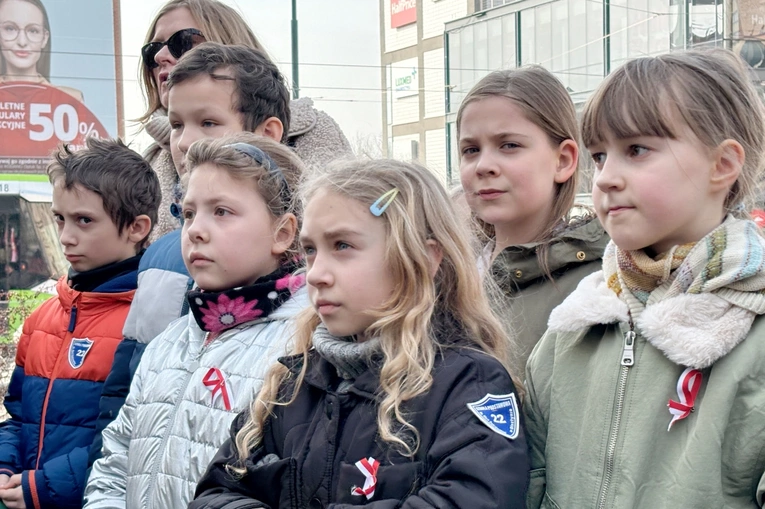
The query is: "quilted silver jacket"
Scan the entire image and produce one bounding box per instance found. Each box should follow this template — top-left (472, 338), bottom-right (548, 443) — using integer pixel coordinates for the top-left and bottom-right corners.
top-left (83, 288), bottom-right (308, 509)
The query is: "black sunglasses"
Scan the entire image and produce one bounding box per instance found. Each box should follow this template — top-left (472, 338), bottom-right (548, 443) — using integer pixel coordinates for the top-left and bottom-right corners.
top-left (142, 28), bottom-right (205, 69)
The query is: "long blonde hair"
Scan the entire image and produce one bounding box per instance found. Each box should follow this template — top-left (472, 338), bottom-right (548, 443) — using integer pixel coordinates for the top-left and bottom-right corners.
top-left (139, 0), bottom-right (265, 123)
top-left (232, 159), bottom-right (514, 470)
top-left (456, 66), bottom-right (581, 274)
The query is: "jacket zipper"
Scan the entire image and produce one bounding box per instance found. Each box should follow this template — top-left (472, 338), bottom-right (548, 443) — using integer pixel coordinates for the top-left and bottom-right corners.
top-left (596, 326), bottom-right (635, 509)
top-left (36, 303), bottom-right (78, 468)
top-left (144, 329), bottom-right (232, 504)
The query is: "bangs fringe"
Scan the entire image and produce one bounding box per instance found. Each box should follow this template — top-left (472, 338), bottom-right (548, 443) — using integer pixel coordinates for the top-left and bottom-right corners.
top-left (582, 58), bottom-right (680, 147)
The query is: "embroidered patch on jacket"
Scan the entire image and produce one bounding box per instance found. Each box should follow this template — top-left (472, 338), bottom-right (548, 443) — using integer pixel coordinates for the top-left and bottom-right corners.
top-left (467, 393), bottom-right (519, 440)
top-left (68, 338), bottom-right (94, 369)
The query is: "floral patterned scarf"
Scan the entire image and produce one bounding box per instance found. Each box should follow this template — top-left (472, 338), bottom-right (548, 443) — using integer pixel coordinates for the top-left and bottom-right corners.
top-left (187, 263), bottom-right (305, 337)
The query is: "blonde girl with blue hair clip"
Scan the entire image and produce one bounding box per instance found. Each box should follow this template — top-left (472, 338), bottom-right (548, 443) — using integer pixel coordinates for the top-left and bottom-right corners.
top-left (192, 158), bottom-right (530, 509)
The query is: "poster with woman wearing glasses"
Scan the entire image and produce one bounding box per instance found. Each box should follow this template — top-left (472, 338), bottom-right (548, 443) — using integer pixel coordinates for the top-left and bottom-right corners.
top-left (0, 0), bottom-right (119, 173)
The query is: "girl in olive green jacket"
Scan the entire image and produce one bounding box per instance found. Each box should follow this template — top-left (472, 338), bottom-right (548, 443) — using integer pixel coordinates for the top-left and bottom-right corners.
top-left (525, 49), bottom-right (765, 509)
top-left (457, 67), bottom-right (608, 378)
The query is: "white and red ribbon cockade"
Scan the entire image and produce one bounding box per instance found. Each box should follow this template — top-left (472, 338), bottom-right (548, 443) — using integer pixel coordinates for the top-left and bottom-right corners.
top-left (351, 457), bottom-right (380, 500)
top-left (203, 367), bottom-right (232, 411)
top-left (667, 367), bottom-right (703, 431)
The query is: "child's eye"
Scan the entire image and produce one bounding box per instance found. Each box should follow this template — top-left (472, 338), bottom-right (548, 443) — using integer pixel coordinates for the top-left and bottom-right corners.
top-left (500, 142), bottom-right (520, 150)
top-left (202, 120), bottom-right (218, 128)
top-left (182, 209), bottom-right (194, 221)
top-left (170, 121), bottom-right (183, 130)
top-left (336, 241), bottom-right (351, 251)
top-left (628, 145), bottom-right (649, 157)
top-left (301, 245), bottom-right (316, 257)
top-left (590, 152), bottom-right (606, 167)
top-left (53, 213), bottom-right (63, 223)
top-left (461, 146), bottom-right (478, 156)
top-left (214, 207), bottom-right (229, 217)
top-left (77, 216), bottom-right (92, 225)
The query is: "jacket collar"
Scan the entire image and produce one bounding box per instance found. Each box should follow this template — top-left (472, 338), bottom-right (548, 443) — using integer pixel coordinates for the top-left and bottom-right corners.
top-left (489, 216), bottom-right (608, 290)
top-left (279, 350), bottom-right (381, 401)
top-left (548, 270), bottom-right (755, 369)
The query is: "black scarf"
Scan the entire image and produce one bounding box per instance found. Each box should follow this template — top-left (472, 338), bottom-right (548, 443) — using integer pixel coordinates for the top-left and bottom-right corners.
top-left (187, 263), bottom-right (305, 333)
top-left (67, 251), bottom-right (144, 292)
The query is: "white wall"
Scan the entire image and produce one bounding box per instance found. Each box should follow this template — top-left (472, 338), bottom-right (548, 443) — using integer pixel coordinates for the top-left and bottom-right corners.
top-left (391, 133), bottom-right (421, 161)
top-left (423, 0), bottom-right (468, 39)
top-left (423, 48), bottom-right (445, 118)
top-left (425, 128), bottom-right (447, 183)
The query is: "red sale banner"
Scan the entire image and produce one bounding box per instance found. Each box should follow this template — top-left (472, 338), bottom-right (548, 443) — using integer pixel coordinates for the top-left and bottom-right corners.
top-left (0, 82), bottom-right (107, 173)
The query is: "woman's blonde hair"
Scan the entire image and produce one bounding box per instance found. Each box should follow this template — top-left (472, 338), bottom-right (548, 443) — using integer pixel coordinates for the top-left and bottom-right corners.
top-left (183, 133), bottom-right (305, 259)
top-left (455, 66), bottom-right (580, 273)
top-left (582, 48), bottom-right (765, 216)
top-left (139, 0), bottom-right (265, 122)
top-left (231, 158), bottom-right (514, 470)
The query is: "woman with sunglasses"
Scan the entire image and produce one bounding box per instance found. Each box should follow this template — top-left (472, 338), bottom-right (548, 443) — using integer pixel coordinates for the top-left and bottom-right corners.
top-left (0, 0), bottom-right (82, 100)
top-left (139, 0), bottom-right (352, 242)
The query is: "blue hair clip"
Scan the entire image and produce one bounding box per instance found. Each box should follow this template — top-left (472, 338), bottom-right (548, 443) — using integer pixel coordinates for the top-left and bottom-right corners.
top-left (224, 142), bottom-right (291, 208)
top-left (370, 188), bottom-right (399, 217)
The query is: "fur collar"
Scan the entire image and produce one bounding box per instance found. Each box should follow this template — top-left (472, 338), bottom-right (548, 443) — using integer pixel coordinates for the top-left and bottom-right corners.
top-left (548, 271), bottom-right (755, 369)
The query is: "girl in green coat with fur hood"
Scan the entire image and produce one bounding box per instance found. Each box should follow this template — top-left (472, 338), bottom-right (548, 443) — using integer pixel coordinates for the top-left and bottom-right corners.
top-left (525, 49), bottom-right (765, 509)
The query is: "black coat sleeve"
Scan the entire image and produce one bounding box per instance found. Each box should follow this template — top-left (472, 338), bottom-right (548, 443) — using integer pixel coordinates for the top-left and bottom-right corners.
top-left (191, 412), bottom-right (288, 509)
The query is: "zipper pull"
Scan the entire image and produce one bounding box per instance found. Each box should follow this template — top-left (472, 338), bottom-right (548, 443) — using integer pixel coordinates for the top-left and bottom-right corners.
top-left (621, 330), bottom-right (635, 366)
top-left (68, 306), bottom-right (78, 333)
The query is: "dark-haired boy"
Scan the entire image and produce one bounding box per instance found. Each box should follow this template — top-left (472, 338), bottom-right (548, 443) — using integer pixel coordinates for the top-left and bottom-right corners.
top-left (0, 138), bottom-right (160, 509)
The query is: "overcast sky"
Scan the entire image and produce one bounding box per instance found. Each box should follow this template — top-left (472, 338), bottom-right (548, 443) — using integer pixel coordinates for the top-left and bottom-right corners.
top-left (120, 0), bottom-right (382, 153)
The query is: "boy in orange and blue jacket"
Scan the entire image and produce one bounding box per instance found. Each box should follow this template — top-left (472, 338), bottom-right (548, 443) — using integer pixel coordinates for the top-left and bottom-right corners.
top-left (0, 138), bottom-right (160, 509)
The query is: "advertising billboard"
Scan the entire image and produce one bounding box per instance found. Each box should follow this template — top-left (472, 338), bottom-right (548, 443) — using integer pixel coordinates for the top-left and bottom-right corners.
top-left (0, 0), bottom-right (122, 173)
top-left (391, 0), bottom-right (416, 28)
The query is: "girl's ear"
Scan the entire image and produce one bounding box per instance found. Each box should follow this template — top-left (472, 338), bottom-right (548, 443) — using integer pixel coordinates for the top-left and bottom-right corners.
top-left (126, 215), bottom-right (152, 246)
top-left (553, 139), bottom-right (578, 184)
top-left (271, 213), bottom-right (298, 257)
top-left (425, 239), bottom-right (443, 278)
top-left (711, 139), bottom-right (744, 192)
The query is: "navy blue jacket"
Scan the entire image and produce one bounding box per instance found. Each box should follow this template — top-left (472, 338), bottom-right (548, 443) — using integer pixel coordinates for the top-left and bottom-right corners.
top-left (193, 347), bottom-right (530, 508)
top-left (0, 260), bottom-right (140, 509)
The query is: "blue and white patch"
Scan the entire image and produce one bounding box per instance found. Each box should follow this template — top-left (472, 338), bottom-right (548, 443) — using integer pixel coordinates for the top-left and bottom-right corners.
top-left (68, 338), bottom-right (94, 369)
top-left (467, 393), bottom-right (519, 440)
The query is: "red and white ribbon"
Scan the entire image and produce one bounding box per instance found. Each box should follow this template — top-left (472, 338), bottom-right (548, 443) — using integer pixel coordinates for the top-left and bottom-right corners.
top-left (667, 368), bottom-right (702, 431)
top-left (351, 457), bottom-right (380, 500)
top-left (202, 367), bottom-right (232, 411)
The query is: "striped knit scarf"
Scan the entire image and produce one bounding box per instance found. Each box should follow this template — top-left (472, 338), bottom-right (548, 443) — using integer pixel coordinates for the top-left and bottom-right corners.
top-left (603, 216), bottom-right (765, 320)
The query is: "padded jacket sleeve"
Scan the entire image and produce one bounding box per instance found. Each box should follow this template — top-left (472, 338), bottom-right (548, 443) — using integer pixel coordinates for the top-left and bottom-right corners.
top-left (0, 311), bottom-right (37, 476)
top-left (21, 445), bottom-right (90, 509)
top-left (0, 364), bottom-right (24, 476)
top-left (82, 356), bottom-right (144, 509)
top-left (87, 338), bottom-right (138, 467)
top-left (191, 413), bottom-right (275, 509)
